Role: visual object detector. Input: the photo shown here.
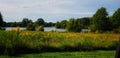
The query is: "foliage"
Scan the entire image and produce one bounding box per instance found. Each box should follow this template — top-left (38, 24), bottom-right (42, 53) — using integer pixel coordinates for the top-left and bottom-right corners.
top-left (36, 26), bottom-right (44, 31)
top-left (1, 7), bottom-right (120, 33)
top-left (56, 20), bottom-right (67, 29)
top-left (26, 23), bottom-right (35, 31)
top-left (0, 12), bottom-right (3, 27)
top-left (22, 18), bottom-right (32, 27)
top-left (11, 26), bottom-right (20, 32)
top-left (67, 18), bottom-right (82, 32)
top-left (61, 20), bottom-right (67, 28)
top-left (55, 22), bottom-right (61, 28)
top-left (35, 18), bottom-right (45, 26)
top-left (67, 18), bottom-right (76, 32)
top-left (55, 18), bottom-right (90, 32)
top-left (111, 8), bottom-right (120, 30)
top-left (44, 22), bottom-right (55, 27)
top-left (90, 7), bottom-right (112, 32)
top-left (0, 30), bottom-right (119, 55)
top-left (80, 17), bottom-right (91, 28)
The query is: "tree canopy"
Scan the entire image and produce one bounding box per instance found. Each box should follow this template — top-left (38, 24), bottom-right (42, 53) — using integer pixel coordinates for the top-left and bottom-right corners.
top-left (90, 7), bottom-right (111, 32)
top-left (36, 18), bottom-right (45, 26)
top-left (22, 18), bottom-right (32, 27)
top-left (0, 12), bottom-right (3, 27)
top-left (67, 18), bottom-right (82, 32)
top-left (111, 8), bottom-right (120, 29)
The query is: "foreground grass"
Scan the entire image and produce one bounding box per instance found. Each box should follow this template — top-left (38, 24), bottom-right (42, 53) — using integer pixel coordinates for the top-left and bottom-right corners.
top-left (0, 51), bottom-right (116, 58)
top-left (0, 30), bottom-right (120, 55)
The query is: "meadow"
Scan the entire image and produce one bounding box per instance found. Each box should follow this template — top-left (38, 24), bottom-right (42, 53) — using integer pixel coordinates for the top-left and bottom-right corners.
top-left (0, 30), bottom-right (120, 55)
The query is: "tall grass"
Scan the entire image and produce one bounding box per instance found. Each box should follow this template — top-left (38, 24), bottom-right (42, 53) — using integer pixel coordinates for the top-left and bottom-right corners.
top-left (0, 30), bottom-right (119, 55)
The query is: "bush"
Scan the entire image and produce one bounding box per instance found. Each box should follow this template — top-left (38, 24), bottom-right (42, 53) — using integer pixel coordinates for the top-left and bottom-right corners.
top-left (36, 26), bottom-right (44, 31)
top-left (112, 27), bottom-right (120, 33)
top-left (0, 27), bottom-right (5, 30)
top-left (26, 23), bottom-right (35, 31)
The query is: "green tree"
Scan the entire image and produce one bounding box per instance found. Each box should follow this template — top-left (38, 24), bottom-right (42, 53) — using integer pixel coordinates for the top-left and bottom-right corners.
top-left (22, 18), bottom-right (32, 27)
top-left (0, 12), bottom-right (3, 27)
top-left (56, 20), bottom-right (67, 29)
top-left (67, 18), bottom-right (81, 32)
top-left (67, 18), bottom-right (74, 32)
top-left (90, 7), bottom-right (111, 32)
top-left (36, 18), bottom-right (45, 26)
top-left (110, 8), bottom-right (120, 33)
top-left (111, 8), bottom-right (120, 29)
top-left (44, 22), bottom-right (55, 27)
top-left (55, 21), bottom-right (61, 28)
top-left (26, 23), bottom-right (35, 31)
top-left (80, 17), bottom-right (91, 28)
top-left (75, 18), bottom-right (82, 32)
top-left (60, 20), bottom-right (67, 29)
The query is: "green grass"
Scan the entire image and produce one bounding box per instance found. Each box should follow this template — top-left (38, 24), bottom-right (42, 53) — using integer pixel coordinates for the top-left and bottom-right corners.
top-left (0, 30), bottom-right (119, 55)
top-left (0, 51), bottom-right (116, 58)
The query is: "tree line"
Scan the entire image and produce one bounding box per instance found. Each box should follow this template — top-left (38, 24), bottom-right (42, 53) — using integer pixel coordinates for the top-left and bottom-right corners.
top-left (0, 7), bottom-right (120, 32)
top-left (0, 17), bottom-right (55, 31)
top-left (2, 18), bottom-right (55, 27)
top-left (56, 7), bottom-right (120, 33)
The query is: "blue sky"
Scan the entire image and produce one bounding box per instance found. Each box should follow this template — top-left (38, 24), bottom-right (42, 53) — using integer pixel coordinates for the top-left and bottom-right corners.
top-left (0, 0), bottom-right (120, 22)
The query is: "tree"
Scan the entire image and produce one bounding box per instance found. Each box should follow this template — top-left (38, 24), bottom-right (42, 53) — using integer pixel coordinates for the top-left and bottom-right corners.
top-left (22, 18), bottom-right (32, 27)
top-left (44, 22), bottom-right (55, 27)
top-left (111, 8), bottom-right (120, 29)
top-left (60, 20), bottom-right (67, 29)
top-left (90, 7), bottom-right (111, 32)
top-left (2, 21), bottom-right (7, 27)
top-left (75, 18), bottom-right (82, 32)
top-left (26, 23), bottom-right (35, 31)
top-left (67, 18), bottom-right (81, 32)
top-left (67, 18), bottom-right (75, 32)
top-left (0, 12), bottom-right (3, 27)
top-left (80, 17), bottom-right (91, 28)
top-left (55, 21), bottom-right (61, 28)
top-left (36, 18), bottom-right (45, 26)
top-left (55, 20), bottom-right (67, 29)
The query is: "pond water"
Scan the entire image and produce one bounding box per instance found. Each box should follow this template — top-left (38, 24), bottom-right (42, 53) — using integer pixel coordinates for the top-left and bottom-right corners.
top-left (5, 27), bottom-right (66, 32)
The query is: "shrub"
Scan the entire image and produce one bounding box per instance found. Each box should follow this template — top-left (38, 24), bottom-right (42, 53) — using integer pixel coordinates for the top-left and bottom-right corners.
top-left (26, 23), bottom-right (35, 31)
top-left (36, 26), bottom-right (44, 31)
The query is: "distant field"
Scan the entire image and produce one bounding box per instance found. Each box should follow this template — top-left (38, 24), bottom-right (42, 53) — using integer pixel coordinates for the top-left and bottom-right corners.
top-left (0, 51), bottom-right (116, 58)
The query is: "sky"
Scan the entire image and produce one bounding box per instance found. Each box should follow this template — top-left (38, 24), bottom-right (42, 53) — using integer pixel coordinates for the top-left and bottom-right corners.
top-left (0, 0), bottom-right (120, 22)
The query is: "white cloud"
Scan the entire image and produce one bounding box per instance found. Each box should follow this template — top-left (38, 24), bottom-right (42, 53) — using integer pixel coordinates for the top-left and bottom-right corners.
top-left (0, 0), bottom-right (119, 22)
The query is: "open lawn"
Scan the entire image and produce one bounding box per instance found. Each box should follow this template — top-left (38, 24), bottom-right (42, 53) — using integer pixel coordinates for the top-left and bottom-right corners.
top-left (0, 51), bottom-right (116, 58)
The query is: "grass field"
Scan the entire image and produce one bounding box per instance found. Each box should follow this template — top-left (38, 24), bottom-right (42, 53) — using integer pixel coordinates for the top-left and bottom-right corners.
top-left (0, 30), bottom-right (120, 55)
top-left (0, 51), bottom-right (116, 58)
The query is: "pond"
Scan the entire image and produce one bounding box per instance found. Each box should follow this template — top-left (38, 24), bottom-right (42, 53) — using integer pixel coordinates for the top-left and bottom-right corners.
top-left (4, 27), bottom-right (66, 32)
